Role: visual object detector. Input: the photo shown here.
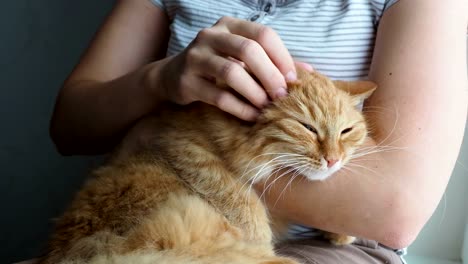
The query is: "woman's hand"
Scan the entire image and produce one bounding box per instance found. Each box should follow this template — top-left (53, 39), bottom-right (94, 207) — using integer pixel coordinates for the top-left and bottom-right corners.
top-left (151, 16), bottom-right (300, 121)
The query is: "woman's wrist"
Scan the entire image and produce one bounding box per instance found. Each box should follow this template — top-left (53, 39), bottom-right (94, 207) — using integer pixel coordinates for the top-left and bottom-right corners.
top-left (142, 57), bottom-right (173, 107)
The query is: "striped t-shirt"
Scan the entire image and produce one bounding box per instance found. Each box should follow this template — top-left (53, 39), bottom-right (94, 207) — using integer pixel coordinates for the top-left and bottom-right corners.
top-left (150, 0), bottom-right (398, 80)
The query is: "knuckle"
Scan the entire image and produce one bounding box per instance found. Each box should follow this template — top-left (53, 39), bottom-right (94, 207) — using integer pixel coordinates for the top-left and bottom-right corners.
top-left (217, 16), bottom-right (232, 25)
top-left (267, 73), bottom-right (286, 92)
top-left (195, 28), bottom-right (212, 42)
top-left (219, 61), bottom-right (240, 81)
top-left (256, 26), bottom-right (276, 44)
top-left (254, 92), bottom-right (269, 107)
top-left (185, 48), bottom-right (201, 66)
top-left (238, 103), bottom-right (257, 121)
top-left (239, 105), bottom-right (251, 119)
top-left (213, 92), bottom-right (230, 109)
top-left (238, 39), bottom-right (260, 58)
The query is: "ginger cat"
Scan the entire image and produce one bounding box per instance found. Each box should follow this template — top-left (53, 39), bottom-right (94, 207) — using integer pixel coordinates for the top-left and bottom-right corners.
top-left (40, 70), bottom-right (376, 264)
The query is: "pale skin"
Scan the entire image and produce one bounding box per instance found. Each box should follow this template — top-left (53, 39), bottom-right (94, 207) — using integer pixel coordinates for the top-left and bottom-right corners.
top-left (50, 0), bottom-right (468, 250)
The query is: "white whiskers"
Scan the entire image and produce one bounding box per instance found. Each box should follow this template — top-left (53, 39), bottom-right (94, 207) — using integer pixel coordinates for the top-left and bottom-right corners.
top-left (234, 152), bottom-right (315, 210)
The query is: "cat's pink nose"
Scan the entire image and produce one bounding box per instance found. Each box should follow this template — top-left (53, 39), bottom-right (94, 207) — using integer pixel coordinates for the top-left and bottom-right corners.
top-left (326, 159), bottom-right (338, 168)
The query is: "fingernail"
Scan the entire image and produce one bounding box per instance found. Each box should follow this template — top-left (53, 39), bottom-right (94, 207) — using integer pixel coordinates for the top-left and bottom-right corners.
top-left (301, 63), bottom-right (314, 72)
top-left (285, 71), bottom-right (297, 82)
top-left (276, 87), bottom-right (288, 98)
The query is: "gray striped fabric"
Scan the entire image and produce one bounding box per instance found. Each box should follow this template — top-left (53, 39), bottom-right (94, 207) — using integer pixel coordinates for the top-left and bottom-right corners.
top-left (149, 0), bottom-right (398, 80)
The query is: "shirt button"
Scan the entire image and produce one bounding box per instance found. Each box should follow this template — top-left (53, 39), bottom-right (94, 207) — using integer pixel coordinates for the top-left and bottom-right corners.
top-left (264, 2), bottom-right (272, 13)
top-left (250, 14), bottom-right (260, 21)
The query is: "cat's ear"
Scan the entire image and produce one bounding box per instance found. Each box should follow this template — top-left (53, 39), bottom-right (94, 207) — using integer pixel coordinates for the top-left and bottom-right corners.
top-left (333, 80), bottom-right (377, 104)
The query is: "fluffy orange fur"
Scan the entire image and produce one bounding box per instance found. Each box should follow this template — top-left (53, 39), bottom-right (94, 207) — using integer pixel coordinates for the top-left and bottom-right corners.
top-left (40, 71), bottom-right (376, 264)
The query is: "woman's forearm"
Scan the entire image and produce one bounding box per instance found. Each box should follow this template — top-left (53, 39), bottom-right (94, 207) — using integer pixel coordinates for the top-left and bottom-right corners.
top-left (50, 60), bottom-right (167, 155)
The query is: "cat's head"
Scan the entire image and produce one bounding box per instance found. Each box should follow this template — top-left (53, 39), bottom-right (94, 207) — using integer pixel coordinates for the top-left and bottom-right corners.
top-left (253, 70), bottom-right (376, 181)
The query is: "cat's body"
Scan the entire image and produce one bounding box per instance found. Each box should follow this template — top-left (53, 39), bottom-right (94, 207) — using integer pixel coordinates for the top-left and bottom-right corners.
top-left (40, 71), bottom-right (375, 264)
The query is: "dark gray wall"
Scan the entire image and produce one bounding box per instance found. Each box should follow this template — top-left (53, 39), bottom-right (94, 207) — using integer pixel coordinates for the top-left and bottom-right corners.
top-left (0, 1), bottom-right (114, 262)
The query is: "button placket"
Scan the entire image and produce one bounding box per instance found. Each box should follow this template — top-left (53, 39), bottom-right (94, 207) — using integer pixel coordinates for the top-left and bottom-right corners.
top-left (248, 0), bottom-right (276, 22)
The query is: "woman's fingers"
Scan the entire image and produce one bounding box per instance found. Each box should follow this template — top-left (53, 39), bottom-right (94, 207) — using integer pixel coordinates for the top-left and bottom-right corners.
top-left (201, 54), bottom-right (270, 108)
top-left (216, 17), bottom-right (297, 81)
top-left (192, 77), bottom-right (261, 121)
top-left (192, 44), bottom-right (269, 108)
top-left (187, 40), bottom-right (269, 108)
top-left (202, 30), bottom-right (288, 99)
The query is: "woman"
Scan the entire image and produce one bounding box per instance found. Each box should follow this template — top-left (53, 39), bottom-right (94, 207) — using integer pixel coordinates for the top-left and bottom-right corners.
top-left (49, 0), bottom-right (468, 263)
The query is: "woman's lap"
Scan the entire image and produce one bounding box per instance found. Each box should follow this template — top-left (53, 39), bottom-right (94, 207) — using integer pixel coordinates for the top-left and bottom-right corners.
top-left (276, 238), bottom-right (402, 264)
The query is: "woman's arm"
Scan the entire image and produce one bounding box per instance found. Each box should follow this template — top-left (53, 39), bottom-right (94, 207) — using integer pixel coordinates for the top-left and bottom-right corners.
top-left (50, 0), bottom-right (170, 155)
top-left (262, 0), bottom-right (468, 249)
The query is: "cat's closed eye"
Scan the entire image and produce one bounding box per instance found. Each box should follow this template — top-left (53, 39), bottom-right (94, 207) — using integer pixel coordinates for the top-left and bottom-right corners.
top-left (341, 127), bottom-right (353, 134)
top-left (301, 123), bottom-right (318, 134)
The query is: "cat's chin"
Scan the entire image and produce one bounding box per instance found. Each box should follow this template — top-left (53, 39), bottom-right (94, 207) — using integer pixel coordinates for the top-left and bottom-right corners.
top-left (301, 164), bottom-right (342, 181)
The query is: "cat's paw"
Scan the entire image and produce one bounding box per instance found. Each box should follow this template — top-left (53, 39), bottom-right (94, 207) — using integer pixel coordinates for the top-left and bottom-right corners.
top-left (331, 235), bottom-right (356, 246)
top-left (323, 232), bottom-right (356, 246)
